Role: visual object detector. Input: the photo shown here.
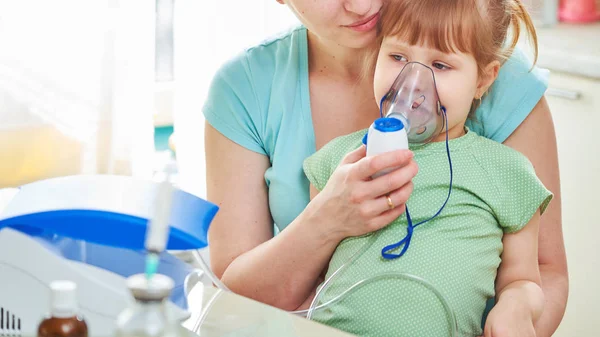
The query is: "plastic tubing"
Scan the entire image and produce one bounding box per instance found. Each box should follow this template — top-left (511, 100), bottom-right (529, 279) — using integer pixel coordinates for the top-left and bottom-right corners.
top-left (192, 227), bottom-right (457, 337)
top-left (192, 249), bottom-right (230, 292)
top-left (303, 231), bottom-right (458, 337)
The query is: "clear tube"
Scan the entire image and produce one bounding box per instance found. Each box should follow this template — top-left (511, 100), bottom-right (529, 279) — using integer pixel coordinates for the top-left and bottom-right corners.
top-left (304, 232), bottom-right (458, 337)
top-left (190, 229), bottom-right (457, 336)
top-left (191, 249), bottom-right (230, 292)
top-left (193, 288), bottom-right (224, 334)
top-left (307, 274), bottom-right (457, 337)
top-left (288, 231), bottom-right (381, 317)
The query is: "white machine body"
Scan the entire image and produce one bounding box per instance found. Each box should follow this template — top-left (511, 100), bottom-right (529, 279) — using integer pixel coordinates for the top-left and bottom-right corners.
top-left (0, 228), bottom-right (194, 337)
top-left (0, 175), bottom-right (217, 337)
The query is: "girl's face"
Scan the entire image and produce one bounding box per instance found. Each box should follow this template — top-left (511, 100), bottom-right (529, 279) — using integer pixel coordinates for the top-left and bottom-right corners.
top-left (373, 36), bottom-right (498, 140)
top-left (281, 0), bottom-right (384, 49)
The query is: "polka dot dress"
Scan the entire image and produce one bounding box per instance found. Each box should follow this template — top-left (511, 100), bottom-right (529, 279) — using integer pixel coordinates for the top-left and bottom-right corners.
top-left (303, 128), bottom-right (552, 337)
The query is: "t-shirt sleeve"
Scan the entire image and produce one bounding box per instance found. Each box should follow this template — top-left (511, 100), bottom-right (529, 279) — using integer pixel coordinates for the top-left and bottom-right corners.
top-left (202, 53), bottom-right (267, 155)
top-left (303, 133), bottom-right (362, 191)
top-left (303, 142), bottom-right (337, 192)
top-left (468, 48), bottom-right (550, 143)
top-left (489, 150), bottom-right (553, 234)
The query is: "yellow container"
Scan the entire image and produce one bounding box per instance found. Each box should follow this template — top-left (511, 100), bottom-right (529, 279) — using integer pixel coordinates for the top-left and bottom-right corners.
top-left (0, 124), bottom-right (83, 188)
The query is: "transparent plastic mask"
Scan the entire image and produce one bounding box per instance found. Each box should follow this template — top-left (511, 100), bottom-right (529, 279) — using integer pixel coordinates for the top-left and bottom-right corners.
top-left (380, 62), bottom-right (445, 145)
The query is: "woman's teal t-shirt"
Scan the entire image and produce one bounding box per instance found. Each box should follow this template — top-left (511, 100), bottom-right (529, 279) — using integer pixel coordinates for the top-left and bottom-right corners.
top-left (202, 26), bottom-right (549, 232)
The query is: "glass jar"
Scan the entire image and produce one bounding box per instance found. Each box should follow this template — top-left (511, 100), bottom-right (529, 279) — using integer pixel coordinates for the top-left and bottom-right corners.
top-left (115, 274), bottom-right (183, 337)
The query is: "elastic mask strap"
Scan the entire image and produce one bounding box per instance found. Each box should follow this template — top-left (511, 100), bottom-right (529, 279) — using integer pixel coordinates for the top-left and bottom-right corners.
top-left (381, 107), bottom-right (454, 259)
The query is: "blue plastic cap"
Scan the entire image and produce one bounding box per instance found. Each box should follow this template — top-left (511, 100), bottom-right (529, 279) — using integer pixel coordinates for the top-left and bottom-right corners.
top-left (374, 117), bottom-right (404, 132)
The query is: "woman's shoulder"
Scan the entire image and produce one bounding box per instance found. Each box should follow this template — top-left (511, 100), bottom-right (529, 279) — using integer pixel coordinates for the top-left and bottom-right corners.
top-left (216, 25), bottom-right (307, 81)
top-left (202, 26), bottom-right (309, 155)
top-left (248, 25), bottom-right (307, 54)
top-left (207, 25), bottom-right (308, 110)
top-left (468, 47), bottom-right (549, 143)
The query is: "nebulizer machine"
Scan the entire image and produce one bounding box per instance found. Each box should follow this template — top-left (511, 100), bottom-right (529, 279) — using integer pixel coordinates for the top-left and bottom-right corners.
top-left (0, 173), bottom-right (220, 337)
top-left (298, 62), bottom-right (459, 336)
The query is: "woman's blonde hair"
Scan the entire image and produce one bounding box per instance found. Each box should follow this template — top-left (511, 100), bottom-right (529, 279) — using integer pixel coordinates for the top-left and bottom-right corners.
top-left (364, 0), bottom-right (539, 78)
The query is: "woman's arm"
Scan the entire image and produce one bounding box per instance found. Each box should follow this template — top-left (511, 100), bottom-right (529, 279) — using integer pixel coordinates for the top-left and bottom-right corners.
top-left (485, 212), bottom-right (544, 337)
top-left (205, 123), bottom-right (337, 310)
top-left (205, 123), bottom-right (417, 310)
top-left (503, 97), bottom-right (569, 337)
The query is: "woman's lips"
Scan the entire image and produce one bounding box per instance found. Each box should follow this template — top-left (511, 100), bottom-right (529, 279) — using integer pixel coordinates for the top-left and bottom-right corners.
top-left (345, 12), bottom-right (380, 32)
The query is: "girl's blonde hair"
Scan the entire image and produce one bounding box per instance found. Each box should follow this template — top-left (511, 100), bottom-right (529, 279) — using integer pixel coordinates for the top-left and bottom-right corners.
top-left (364, 0), bottom-right (539, 77)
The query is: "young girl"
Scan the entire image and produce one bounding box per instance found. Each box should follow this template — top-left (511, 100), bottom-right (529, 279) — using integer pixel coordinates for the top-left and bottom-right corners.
top-left (303, 0), bottom-right (552, 336)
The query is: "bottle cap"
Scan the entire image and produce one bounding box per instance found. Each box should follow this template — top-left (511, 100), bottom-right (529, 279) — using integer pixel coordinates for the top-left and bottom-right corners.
top-left (126, 274), bottom-right (174, 302)
top-left (49, 280), bottom-right (78, 318)
top-left (374, 117), bottom-right (404, 132)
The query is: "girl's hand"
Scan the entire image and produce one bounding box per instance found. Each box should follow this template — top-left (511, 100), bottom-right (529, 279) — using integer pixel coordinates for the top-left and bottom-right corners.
top-left (308, 145), bottom-right (418, 240)
top-left (484, 301), bottom-right (536, 337)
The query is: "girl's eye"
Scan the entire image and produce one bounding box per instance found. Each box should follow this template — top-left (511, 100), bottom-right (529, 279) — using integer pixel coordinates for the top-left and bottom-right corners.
top-left (433, 62), bottom-right (451, 70)
top-left (391, 54), bottom-right (408, 62)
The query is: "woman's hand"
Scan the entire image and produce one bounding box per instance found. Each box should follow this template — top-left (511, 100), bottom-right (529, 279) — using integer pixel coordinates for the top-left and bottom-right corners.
top-left (308, 144), bottom-right (418, 240)
top-left (484, 301), bottom-right (536, 337)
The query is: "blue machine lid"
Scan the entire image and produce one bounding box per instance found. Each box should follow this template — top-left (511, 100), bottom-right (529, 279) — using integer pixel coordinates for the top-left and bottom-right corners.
top-left (0, 175), bottom-right (219, 250)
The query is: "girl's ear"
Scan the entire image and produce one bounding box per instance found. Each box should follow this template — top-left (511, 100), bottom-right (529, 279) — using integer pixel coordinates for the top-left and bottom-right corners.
top-left (476, 60), bottom-right (501, 98)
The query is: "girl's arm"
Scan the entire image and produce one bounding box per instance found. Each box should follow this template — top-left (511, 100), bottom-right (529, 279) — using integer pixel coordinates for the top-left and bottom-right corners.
top-left (504, 97), bottom-right (568, 337)
top-left (484, 212), bottom-right (544, 337)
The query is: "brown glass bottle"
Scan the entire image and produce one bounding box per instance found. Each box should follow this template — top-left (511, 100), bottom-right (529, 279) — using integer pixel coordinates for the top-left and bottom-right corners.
top-left (37, 281), bottom-right (88, 337)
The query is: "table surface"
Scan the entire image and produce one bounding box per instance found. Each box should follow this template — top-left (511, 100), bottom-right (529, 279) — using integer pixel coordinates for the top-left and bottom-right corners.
top-left (183, 284), bottom-right (355, 337)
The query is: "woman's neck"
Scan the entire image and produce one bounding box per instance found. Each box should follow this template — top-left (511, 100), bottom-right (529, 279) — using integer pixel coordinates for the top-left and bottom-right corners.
top-left (306, 30), bottom-right (368, 81)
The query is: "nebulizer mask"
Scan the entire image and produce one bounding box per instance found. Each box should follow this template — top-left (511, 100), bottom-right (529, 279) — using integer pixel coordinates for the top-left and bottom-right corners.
top-left (379, 62), bottom-right (445, 145)
top-left (365, 62), bottom-right (446, 177)
top-left (291, 62), bottom-right (458, 336)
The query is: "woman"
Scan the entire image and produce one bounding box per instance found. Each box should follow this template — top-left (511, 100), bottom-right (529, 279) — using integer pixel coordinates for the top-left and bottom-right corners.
top-left (203, 1), bottom-right (567, 336)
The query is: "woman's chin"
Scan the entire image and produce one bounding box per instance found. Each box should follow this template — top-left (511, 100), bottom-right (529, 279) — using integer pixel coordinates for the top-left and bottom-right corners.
top-left (340, 30), bottom-right (378, 49)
